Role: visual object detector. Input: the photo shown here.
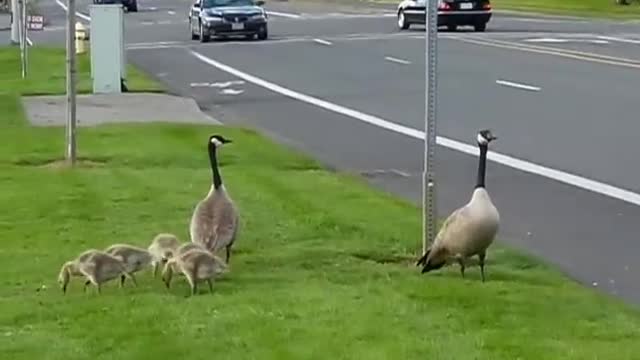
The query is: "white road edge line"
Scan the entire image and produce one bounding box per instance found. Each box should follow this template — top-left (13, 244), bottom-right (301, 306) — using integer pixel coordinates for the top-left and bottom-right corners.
top-left (266, 10), bottom-right (301, 18)
top-left (313, 38), bottom-right (332, 46)
top-left (189, 50), bottom-right (640, 207)
top-left (55, 0), bottom-right (92, 21)
top-left (496, 79), bottom-right (541, 92)
top-left (384, 56), bottom-right (411, 65)
top-left (596, 35), bottom-right (640, 45)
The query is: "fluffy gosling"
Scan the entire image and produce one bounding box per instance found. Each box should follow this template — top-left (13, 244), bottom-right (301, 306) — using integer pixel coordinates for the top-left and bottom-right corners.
top-left (162, 248), bottom-right (228, 296)
top-left (147, 233), bottom-right (181, 277)
top-left (104, 243), bottom-right (153, 286)
top-left (58, 250), bottom-right (136, 294)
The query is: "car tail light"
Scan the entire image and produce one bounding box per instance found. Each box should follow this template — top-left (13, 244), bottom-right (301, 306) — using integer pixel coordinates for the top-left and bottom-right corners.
top-left (483, 3), bottom-right (491, 9)
top-left (438, 2), bottom-right (451, 10)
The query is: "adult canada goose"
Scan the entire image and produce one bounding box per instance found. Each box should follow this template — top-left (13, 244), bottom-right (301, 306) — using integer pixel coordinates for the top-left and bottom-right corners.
top-left (189, 134), bottom-right (240, 264)
top-left (416, 129), bottom-right (500, 282)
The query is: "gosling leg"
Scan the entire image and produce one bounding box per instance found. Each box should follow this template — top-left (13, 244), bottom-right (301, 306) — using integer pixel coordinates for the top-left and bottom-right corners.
top-left (456, 257), bottom-right (466, 279)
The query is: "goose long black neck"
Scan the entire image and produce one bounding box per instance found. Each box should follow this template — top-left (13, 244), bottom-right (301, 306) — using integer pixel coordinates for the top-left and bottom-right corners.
top-left (208, 143), bottom-right (223, 189)
top-left (475, 144), bottom-right (488, 189)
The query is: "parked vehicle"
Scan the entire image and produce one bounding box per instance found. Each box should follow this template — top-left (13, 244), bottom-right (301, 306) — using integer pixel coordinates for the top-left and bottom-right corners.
top-left (93, 0), bottom-right (138, 12)
top-left (189, 0), bottom-right (268, 42)
top-left (396, 0), bottom-right (492, 32)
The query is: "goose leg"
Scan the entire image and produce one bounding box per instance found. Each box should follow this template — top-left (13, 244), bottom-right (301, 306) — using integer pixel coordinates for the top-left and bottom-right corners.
top-left (184, 272), bottom-right (196, 296)
top-left (120, 274), bottom-right (126, 288)
top-left (84, 279), bottom-right (91, 292)
top-left (456, 257), bottom-right (466, 278)
top-left (207, 279), bottom-right (213, 293)
top-left (225, 246), bottom-right (231, 264)
top-left (478, 252), bottom-right (487, 282)
top-left (152, 262), bottom-right (159, 278)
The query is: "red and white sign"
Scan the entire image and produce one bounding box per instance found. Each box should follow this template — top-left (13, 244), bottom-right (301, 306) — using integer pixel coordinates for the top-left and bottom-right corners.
top-left (27, 15), bottom-right (44, 30)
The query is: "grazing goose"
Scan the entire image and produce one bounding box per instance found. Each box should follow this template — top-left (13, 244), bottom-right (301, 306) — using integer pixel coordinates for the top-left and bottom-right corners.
top-left (147, 233), bottom-right (181, 277)
top-left (58, 250), bottom-right (136, 294)
top-left (104, 244), bottom-right (153, 286)
top-left (189, 134), bottom-right (240, 264)
top-left (162, 248), bottom-right (228, 296)
top-left (416, 129), bottom-right (500, 281)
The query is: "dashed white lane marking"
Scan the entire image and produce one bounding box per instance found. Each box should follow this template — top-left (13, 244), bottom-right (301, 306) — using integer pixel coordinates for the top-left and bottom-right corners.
top-left (384, 56), bottom-right (411, 65)
top-left (266, 10), bottom-right (301, 18)
top-left (190, 50), bottom-right (640, 208)
top-left (313, 38), bottom-right (332, 46)
top-left (596, 35), bottom-right (640, 45)
top-left (495, 79), bottom-right (541, 92)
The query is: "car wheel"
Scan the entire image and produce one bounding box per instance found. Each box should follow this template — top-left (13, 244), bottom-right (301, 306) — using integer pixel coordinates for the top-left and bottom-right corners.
top-left (200, 22), bottom-right (210, 42)
top-left (257, 25), bottom-right (268, 40)
top-left (397, 10), bottom-right (410, 30)
top-left (447, 24), bottom-right (456, 31)
top-left (190, 19), bottom-right (198, 40)
top-left (474, 22), bottom-right (486, 32)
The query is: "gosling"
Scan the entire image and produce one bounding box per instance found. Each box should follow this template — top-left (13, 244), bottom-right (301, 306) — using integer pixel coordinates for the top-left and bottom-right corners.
top-left (147, 233), bottom-right (181, 277)
top-left (58, 250), bottom-right (136, 294)
top-left (162, 248), bottom-right (228, 296)
top-left (104, 243), bottom-right (153, 286)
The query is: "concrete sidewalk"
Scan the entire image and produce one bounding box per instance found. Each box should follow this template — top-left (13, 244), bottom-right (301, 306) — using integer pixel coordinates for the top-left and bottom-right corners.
top-left (22, 92), bottom-right (222, 126)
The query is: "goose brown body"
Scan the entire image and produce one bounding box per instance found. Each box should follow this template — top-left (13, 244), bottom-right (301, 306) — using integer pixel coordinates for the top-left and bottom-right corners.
top-left (189, 134), bottom-right (240, 264)
top-left (417, 129), bottom-right (500, 281)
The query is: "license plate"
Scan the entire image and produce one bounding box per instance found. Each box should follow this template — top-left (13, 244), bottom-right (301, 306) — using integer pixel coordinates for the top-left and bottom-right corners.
top-left (231, 22), bottom-right (244, 30)
top-left (459, 2), bottom-right (473, 9)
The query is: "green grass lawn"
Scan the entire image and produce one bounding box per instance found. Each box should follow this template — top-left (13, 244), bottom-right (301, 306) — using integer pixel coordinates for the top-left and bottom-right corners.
top-left (288, 0), bottom-right (640, 19)
top-left (492, 0), bottom-right (640, 19)
top-left (2, 45), bottom-right (640, 359)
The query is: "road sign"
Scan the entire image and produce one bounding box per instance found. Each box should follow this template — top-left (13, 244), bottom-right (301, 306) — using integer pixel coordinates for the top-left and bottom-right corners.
top-left (27, 15), bottom-right (44, 30)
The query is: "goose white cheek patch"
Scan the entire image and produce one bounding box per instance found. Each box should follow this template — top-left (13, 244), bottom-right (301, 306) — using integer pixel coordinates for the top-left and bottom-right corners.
top-left (477, 133), bottom-right (488, 145)
top-left (211, 138), bottom-right (223, 146)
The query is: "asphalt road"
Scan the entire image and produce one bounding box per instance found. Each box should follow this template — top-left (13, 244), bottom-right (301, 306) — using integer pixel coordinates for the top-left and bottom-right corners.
top-left (10, 0), bottom-right (640, 305)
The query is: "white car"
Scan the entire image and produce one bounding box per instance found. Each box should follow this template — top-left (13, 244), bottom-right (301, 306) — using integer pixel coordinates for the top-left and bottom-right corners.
top-left (396, 0), bottom-right (492, 32)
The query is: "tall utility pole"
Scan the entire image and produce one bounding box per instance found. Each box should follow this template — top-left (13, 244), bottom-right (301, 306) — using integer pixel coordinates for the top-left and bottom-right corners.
top-left (422, 0), bottom-right (438, 254)
top-left (10, 0), bottom-right (19, 44)
top-left (65, 0), bottom-right (77, 165)
top-left (18, 0), bottom-right (27, 78)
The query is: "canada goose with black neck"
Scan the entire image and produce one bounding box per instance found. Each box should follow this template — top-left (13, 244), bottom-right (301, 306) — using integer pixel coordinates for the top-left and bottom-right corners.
top-left (416, 129), bottom-right (500, 281)
top-left (189, 134), bottom-right (240, 264)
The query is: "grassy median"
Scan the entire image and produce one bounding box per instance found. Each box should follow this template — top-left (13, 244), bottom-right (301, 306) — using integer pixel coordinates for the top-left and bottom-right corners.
top-left (492, 0), bottom-right (640, 19)
top-left (1, 45), bottom-right (640, 359)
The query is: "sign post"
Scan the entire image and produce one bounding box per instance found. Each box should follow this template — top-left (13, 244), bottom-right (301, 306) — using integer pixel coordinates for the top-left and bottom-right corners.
top-left (66, 0), bottom-right (77, 165)
top-left (422, 0), bottom-right (438, 254)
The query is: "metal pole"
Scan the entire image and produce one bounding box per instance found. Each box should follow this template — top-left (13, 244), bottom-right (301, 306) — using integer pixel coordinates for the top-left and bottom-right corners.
top-left (17, 0), bottom-right (25, 78)
top-left (65, 0), bottom-right (77, 165)
top-left (422, 0), bottom-right (438, 254)
top-left (21, 0), bottom-right (27, 77)
top-left (10, 0), bottom-right (19, 44)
